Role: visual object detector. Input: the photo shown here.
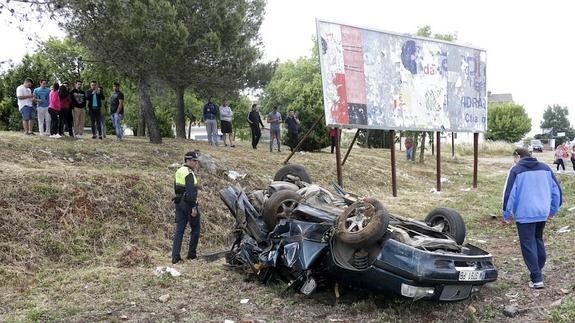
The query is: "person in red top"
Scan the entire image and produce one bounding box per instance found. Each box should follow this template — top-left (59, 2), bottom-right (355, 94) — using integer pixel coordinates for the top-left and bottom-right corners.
top-left (329, 127), bottom-right (338, 154)
top-left (405, 137), bottom-right (414, 161)
top-left (48, 82), bottom-right (63, 138)
top-left (59, 82), bottom-right (74, 137)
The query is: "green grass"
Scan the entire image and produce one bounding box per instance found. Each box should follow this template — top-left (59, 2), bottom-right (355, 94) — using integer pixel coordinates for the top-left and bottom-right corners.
top-left (551, 297), bottom-right (575, 323)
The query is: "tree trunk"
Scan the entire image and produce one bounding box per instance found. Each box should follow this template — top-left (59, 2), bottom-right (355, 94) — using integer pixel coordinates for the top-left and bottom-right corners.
top-left (174, 87), bottom-right (186, 138)
top-left (419, 132), bottom-right (426, 163)
top-left (138, 76), bottom-right (162, 144)
top-left (138, 103), bottom-right (146, 137)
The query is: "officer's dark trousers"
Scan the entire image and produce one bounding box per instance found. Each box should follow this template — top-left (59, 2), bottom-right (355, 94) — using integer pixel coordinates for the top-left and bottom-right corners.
top-left (516, 221), bottom-right (546, 283)
top-left (172, 202), bottom-right (201, 262)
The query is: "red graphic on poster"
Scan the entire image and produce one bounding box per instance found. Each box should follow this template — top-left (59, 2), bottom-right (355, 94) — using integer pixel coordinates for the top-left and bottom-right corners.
top-left (331, 73), bottom-right (349, 124)
top-left (341, 26), bottom-right (366, 106)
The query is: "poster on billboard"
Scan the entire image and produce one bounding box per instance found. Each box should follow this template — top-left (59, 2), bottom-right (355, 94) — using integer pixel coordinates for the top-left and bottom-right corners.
top-left (316, 20), bottom-right (487, 133)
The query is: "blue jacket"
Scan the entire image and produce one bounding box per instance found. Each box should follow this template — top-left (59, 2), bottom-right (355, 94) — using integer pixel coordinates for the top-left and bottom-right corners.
top-left (502, 157), bottom-right (562, 223)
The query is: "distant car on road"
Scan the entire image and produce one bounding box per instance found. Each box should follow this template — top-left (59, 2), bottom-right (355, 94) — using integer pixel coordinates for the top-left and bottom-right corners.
top-left (531, 140), bottom-right (543, 152)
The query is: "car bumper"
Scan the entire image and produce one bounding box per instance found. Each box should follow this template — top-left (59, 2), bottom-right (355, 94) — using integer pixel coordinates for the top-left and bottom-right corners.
top-left (328, 239), bottom-right (497, 301)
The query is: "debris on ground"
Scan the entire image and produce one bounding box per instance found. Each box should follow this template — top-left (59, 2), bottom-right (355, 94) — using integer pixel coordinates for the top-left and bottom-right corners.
top-left (240, 298), bottom-right (249, 304)
top-left (429, 188), bottom-right (441, 194)
top-left (460, 187), bottom-right (471, 192)
top-left (154, 266), bottom-right (181, 277)
top-left (503, 305), bottom-right (523, 317)
top-left (227, 170), bottom-right (246, 180)
top-left (159, 294), bottom-right (171, 303)
top-left (557, 226), bottom-right (571, 233)
top-left (168, 163), bottom-right (180, 169)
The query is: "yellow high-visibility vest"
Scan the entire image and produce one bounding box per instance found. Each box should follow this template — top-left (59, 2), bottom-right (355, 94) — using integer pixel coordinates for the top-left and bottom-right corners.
top-left (175, 166), bottom-right (198, 187)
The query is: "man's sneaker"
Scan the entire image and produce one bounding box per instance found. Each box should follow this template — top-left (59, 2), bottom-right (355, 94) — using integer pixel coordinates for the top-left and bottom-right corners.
top-left (172, 257), bottom-right (183, 264)
top-left (99, 136), bottom-right (103, 140)
top-left (529, 281), bottom-right (544, 289)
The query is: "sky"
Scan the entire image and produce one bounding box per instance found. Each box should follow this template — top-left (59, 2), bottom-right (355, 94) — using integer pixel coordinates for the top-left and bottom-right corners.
top-left (1, 0), bottom-right (574, 134)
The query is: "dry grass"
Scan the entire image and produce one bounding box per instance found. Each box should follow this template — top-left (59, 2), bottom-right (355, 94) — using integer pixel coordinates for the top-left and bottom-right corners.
top-left (0, 131), bottom-right (573, 322)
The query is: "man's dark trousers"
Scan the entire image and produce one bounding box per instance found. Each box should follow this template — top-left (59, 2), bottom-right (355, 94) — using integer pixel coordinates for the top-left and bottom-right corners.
top-left (516, 221), bottom-right (546, 283)
top-left (172, 202), bottom-right (201, 262)
top-left (250, 125), bottom-right (261, 149)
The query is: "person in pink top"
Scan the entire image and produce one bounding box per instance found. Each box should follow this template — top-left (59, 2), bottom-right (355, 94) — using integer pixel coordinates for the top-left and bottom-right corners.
top-left (48, 82), bottom-right (63, 138)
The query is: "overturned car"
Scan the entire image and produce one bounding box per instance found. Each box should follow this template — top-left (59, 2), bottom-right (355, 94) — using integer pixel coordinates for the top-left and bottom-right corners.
top-left (219, 165), bottom-right (497, 301)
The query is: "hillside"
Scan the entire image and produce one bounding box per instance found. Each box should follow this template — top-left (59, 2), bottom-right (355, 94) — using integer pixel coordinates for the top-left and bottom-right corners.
top-left (0, 132), bottom-right (573, 322)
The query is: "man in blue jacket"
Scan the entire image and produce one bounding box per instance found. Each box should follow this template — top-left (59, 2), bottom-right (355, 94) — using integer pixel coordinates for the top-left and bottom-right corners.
top-left (502, 148), bottom-right (562, 289)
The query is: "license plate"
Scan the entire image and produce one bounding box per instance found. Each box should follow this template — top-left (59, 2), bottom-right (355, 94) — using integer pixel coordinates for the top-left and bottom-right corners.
top-left (458, 270), bottom-right (485, 281)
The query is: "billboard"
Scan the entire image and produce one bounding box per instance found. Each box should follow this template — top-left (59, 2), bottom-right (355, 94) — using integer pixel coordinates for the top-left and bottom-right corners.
top-left (316, 20), bottom-right (487, 132)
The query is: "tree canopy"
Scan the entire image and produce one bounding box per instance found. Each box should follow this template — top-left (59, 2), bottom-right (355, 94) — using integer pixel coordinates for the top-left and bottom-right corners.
top-left (259, 44), bottom-right (329, 151)
top-left (485, 102), bottom-right (531, 143)
top-left (539, 104), bottom-right (574, 144)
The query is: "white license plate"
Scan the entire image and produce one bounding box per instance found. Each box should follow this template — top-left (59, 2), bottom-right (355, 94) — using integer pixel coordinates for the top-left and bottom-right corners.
top-left (458, 270), bottom-right (485, 281)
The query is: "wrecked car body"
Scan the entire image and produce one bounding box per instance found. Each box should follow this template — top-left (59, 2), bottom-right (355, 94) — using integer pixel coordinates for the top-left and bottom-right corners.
top-left (219, 165), bottom-right (497, 301)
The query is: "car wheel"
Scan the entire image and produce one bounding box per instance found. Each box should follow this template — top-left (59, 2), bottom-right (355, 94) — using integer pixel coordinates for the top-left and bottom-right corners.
top-left (336, 198), bottom-right (390, 248)
top-left (273, 164), bottom-right (312, 184)
top-left (424, 208), bottom-right (466, 245)
top-left (262, 190), bottom-right (303, 230)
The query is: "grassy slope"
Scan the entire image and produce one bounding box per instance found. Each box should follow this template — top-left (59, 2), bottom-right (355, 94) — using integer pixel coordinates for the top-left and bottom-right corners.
top-left (0, 132), bottom-right (573, 322)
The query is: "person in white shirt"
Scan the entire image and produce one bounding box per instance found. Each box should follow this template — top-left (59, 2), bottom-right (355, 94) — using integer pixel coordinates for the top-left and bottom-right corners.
top-left (219, 100), bottom-right (235, 147)
top-left (16, 78), bottom-right (36, 135)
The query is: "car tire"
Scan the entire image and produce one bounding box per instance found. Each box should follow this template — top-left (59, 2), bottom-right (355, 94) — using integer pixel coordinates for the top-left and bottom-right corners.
top-left (262, 190), bottom-right (303, 230)
top-left (273, 164), bottom-right (312, 184)
top-left (336, 198), bottom-right (390, 248)
top-left (424, 208), bottom-right (466, 245)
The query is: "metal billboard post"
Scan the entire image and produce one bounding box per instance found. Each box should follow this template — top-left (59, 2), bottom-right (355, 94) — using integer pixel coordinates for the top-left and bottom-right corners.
top-left (436, 131), bottom-right (441, 192)
top-left (473, 133), bottom-right (479, 188)
top-left (390, 130), bottom-right (397, 197)
top-left (342, 129), bottom-right (360, 166)
top-left (335, 128), bottom-right (343, 187)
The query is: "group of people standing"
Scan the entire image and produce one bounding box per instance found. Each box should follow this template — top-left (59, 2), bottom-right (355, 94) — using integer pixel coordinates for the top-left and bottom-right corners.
top-left (553, 142), bottom-right (575, 172)
top-left (204, 100), bottom-right (301, 152)
top-left (16, 78), bottom-right (125, 140)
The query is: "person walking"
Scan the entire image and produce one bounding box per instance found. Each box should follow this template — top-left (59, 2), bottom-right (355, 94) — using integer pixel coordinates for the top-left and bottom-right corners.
top-left (33, 79), bottom-right (51, 136)
top-left (59, 82), bottom-right (73, 137)
top-left (70, 80), bottom-right (87, 138)
top-left (285, 110), bottom-right (300, 152)
top-left (247, 104), bottom-right (264, 149)
top-left (172, 151), bottom-right (201, 264)
top-left (86, 80), bottom-right (104, 139)
top-left (16, 78), bottom-right (36, 135)
top-left (502, 148), bottom-right (562, 289)
top-left (203, 98), bottom-right (219, 146)
top-left (267, 106), bottom-right (282, 152)
top-left (553, 144), bottom-right (567, 172)
top-left (110, 82), bottom-right (125, 140)
top-left (48, 82), bottom-right (63, 138)
top-left (405, 137), bottom-right (414, 161)
top-left (219, 100), bottom-right (235, 147)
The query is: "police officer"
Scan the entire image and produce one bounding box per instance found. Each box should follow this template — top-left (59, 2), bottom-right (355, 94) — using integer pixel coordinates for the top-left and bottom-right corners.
top-left (172, 150), bottom-right (201, 264)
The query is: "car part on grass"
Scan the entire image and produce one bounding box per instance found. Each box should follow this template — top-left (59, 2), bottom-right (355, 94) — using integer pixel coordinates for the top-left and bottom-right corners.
top-left (424, 208), bottom-right (466, 245)
top-left (336, 198), bottom-right (390, 248)
top-left (262, 190), bottom-right (303, 230)
top-left (274, 164), bottom-right (312, 184)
